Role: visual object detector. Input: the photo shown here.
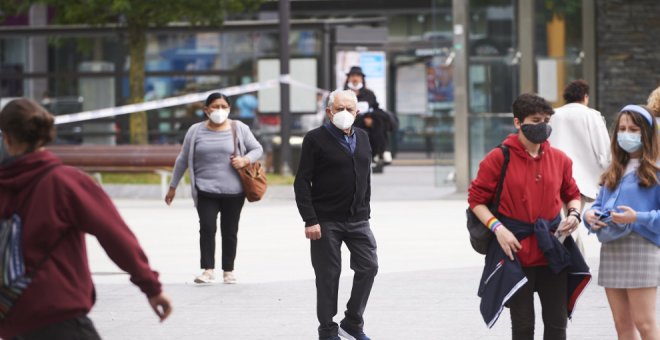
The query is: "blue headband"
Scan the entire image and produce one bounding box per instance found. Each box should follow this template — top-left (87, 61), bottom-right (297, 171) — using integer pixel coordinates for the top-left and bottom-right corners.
top-left (621, 104), bottom-right (653, 126)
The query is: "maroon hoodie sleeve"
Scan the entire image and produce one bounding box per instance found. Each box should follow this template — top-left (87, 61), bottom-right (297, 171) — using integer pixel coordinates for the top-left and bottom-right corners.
top-left (61, 169), bottom-right (162, 297)
top-left (468, 148), bottom-right (505, 209)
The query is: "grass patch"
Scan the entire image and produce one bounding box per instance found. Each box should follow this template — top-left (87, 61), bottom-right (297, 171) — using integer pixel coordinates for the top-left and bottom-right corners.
top-left (96, 172), bottom-right (294, 185)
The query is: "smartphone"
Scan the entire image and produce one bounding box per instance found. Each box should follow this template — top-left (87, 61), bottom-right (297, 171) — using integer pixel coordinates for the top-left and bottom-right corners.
top-left (595, 210), bottom-right (612, 222)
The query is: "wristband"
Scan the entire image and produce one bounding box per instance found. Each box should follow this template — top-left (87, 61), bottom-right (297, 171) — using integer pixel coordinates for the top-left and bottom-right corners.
top-left (486, 217), bottom-right (502, 233)
top-left (568, 211), bottom-right (582, 223)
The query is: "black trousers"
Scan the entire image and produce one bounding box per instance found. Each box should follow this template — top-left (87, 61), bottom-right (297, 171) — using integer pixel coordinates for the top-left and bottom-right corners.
top-left (311, 220), bottom-right (378, 338)
top-left (13, 315), bottom-right (101, 340)
top-left (508, 266), bottom-right (568, 340)
top-left (196, 192), bottom-right (245, 271)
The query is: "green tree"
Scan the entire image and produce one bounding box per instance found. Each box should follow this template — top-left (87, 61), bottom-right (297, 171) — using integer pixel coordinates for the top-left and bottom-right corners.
top-left (0, 0), bottom-right (263, 144)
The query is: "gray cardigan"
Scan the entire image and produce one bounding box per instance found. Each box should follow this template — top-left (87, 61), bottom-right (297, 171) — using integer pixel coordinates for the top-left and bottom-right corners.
top-left (170, 120), bottom-right (263, 206)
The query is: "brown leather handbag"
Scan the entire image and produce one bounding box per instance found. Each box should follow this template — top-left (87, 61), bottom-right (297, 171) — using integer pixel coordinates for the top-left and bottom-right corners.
top-left (230, 120), bottom-right (267, 202)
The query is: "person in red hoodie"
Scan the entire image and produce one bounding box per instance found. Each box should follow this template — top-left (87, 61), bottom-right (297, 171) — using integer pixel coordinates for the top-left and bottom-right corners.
top-left (468, 93), bottom-right (583, 340)
top-left (0, 98), bottom-right (172, 339)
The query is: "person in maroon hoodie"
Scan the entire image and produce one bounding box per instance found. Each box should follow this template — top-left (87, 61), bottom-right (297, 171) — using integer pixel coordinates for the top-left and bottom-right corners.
top-left (468, 93), bottom-right (583, 340)
top-left (0, 98), bottom-right (172, 339)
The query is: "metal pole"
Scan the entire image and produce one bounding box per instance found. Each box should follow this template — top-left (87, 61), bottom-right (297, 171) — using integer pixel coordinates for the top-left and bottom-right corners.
top-left (519, 0), bottom-right (535, 93)
top-left (278, 0), bottom-right (292, 175)
top-left (582, 0), bottom-right (597, 107)
top-left (452, 0), bottom-right (470, 192)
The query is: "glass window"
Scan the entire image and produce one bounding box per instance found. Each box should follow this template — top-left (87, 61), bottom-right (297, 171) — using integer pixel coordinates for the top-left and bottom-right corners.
top-left (468, 0), bottom-right (518, 114)
top-left (534, 0), bottom-right (583, 106)
top-left (0, 38), bottom-right (27, 97)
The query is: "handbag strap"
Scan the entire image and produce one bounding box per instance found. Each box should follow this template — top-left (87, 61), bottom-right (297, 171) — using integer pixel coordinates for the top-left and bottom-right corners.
top-left (229, 120), bottom-right (241, 157)
top-left (491, 145), bottom-right (510, 213)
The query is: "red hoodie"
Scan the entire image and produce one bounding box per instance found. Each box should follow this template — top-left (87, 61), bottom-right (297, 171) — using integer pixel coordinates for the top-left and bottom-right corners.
top-left (0, 151), bottom-right (161, 338)
top-left (468, 134), bottom-right (580, 266)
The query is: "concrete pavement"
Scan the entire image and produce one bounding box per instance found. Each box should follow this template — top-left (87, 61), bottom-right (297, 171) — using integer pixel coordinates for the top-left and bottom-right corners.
top-left (86, 166), bottom-right (656, 339)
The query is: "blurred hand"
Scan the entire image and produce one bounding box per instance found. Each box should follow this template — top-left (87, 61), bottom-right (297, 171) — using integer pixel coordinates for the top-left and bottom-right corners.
top-left (611, 205), bottom-right (637, 224)
top-left (165, 187), bottom-right (176, 206)
top-left (585, 210), bottom-right (607, 230)
top-left (557, 215), bottom-right (579, 236)
top-left (231, 156), bottom-right (250, 169)
top-left (148, 293), bottom-right (172, 322)
top-left (305, 224), bottom-right (322, 240)
top-left (494, 226), bottom-right (522, 261)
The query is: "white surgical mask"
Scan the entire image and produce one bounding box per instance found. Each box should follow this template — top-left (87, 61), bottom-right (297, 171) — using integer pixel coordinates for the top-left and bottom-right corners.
top-left (348, 82), bottom-right (363, 90)
top-left (209, 109), bottom-right (230, 124)
top-left (332, 110), bottom-right (355, 130)
top-left (617, 132), bottom-right (642, 153)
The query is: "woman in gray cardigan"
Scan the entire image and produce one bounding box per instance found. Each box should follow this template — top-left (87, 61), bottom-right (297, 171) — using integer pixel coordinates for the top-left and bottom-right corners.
top-left (165, 92), bottom-right (263, 284)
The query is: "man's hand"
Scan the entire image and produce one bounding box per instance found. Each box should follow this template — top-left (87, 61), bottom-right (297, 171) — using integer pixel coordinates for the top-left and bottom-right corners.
top-left (305, 224), bottom-right (322, 240)
top-left (148, 293), bottom-right (173, 322)
top-left (494, 226), bottom-right (522, 261)
top-left (164, 187), bottom-right (176, 206)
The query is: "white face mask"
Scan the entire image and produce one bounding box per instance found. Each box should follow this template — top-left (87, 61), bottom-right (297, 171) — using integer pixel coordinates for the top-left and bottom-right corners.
top-left (332, 110), bottom-right (355, 130)
top-left (348, 82), bottom-right (363, 90)
top-left (209, 109), bottom-right (229, 124)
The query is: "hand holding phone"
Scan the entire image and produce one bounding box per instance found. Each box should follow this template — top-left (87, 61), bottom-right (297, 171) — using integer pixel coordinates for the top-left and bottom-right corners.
top-left (595, 210), bottom-right (612, 222)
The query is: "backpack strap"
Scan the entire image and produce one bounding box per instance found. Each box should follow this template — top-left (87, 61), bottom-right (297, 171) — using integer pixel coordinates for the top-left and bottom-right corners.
top-left (14, 164), bottom-right (68, 278)
top-left (491, 145), bottom-right (510, 213)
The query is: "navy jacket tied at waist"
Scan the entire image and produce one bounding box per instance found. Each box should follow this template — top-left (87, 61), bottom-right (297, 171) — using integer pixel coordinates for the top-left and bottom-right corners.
top-left (477, 215), bottom-right (591, 328)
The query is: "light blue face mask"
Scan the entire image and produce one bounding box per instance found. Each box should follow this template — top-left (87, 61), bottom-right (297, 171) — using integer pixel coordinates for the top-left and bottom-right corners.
top-left (617, 132), bottom-right (642, 153)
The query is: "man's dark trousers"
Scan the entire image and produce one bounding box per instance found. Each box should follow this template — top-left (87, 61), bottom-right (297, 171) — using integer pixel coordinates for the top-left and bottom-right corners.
top-left (311, 220), bottom-right (378, 338)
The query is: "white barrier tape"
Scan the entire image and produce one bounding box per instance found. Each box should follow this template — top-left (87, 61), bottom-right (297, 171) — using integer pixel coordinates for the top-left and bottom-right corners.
top-left (278, 74), bottom-right (330, 95)
top-left (55, 79), bottom-right (280, 125)
top-left (55, 76), bottom-right (330, 125)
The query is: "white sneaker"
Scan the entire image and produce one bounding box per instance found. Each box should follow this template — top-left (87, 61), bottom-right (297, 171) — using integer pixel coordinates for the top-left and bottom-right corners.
top-left (383, 151), bottom-right (392, 164)
top-left (223, 271), bottom-right (236, 284)
top-left (194, 270), bottom-right (215, 283)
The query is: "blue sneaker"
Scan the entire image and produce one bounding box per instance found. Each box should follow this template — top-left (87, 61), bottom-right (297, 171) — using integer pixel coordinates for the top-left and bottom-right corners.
top-left (320, 336), bottom-right (340, 340)
top-left (338, 325), bottom-right (371, 340)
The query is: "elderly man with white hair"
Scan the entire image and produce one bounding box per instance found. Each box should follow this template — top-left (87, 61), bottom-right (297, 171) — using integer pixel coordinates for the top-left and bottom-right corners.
top-left (294, 89), bottom-right (378, 340)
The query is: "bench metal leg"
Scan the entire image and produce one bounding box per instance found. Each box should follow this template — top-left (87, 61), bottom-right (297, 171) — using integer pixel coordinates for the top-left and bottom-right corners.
top-left (155, 170), bottom-right (186, 199)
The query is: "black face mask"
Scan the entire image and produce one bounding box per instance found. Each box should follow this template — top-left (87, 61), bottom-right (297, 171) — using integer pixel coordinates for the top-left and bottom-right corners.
top-left (520, 122), bottom-right (552, 144)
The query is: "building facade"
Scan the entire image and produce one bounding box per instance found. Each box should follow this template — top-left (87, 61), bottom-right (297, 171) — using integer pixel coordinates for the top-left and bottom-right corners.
top-left (1, 0), bottom-right (659, 187)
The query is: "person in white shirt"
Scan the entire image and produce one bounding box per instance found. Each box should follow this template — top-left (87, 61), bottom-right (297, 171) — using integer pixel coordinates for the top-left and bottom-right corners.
top-left (549, 79), bottom-right (611, 254)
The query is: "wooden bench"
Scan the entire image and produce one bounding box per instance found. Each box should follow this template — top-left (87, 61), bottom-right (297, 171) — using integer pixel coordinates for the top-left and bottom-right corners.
top-left (47, 144), bottom-right (185, 197)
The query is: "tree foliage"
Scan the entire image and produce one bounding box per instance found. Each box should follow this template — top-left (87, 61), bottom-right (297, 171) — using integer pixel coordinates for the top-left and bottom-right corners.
top-left (0, 0), bottom-right (264, 144)
top-left (2, 0), bottom-right (263, 27)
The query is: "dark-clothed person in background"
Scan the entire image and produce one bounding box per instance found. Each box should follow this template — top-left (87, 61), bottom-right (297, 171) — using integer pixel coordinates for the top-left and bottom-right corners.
top-left (0, 98), bottom-right (172, 340)
top-left (469, 93), bottom-right (589, 340)
top-left (294, 89), bottom-right (378, 340)
top-left (166, 92), bottom-right (262, 285)
top-left (343, 66), bottom-right (390, 172)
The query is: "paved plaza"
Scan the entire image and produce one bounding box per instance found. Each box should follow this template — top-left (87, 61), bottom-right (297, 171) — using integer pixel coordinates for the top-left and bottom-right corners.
top-left (87, 166), bottom-right (657, 339)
